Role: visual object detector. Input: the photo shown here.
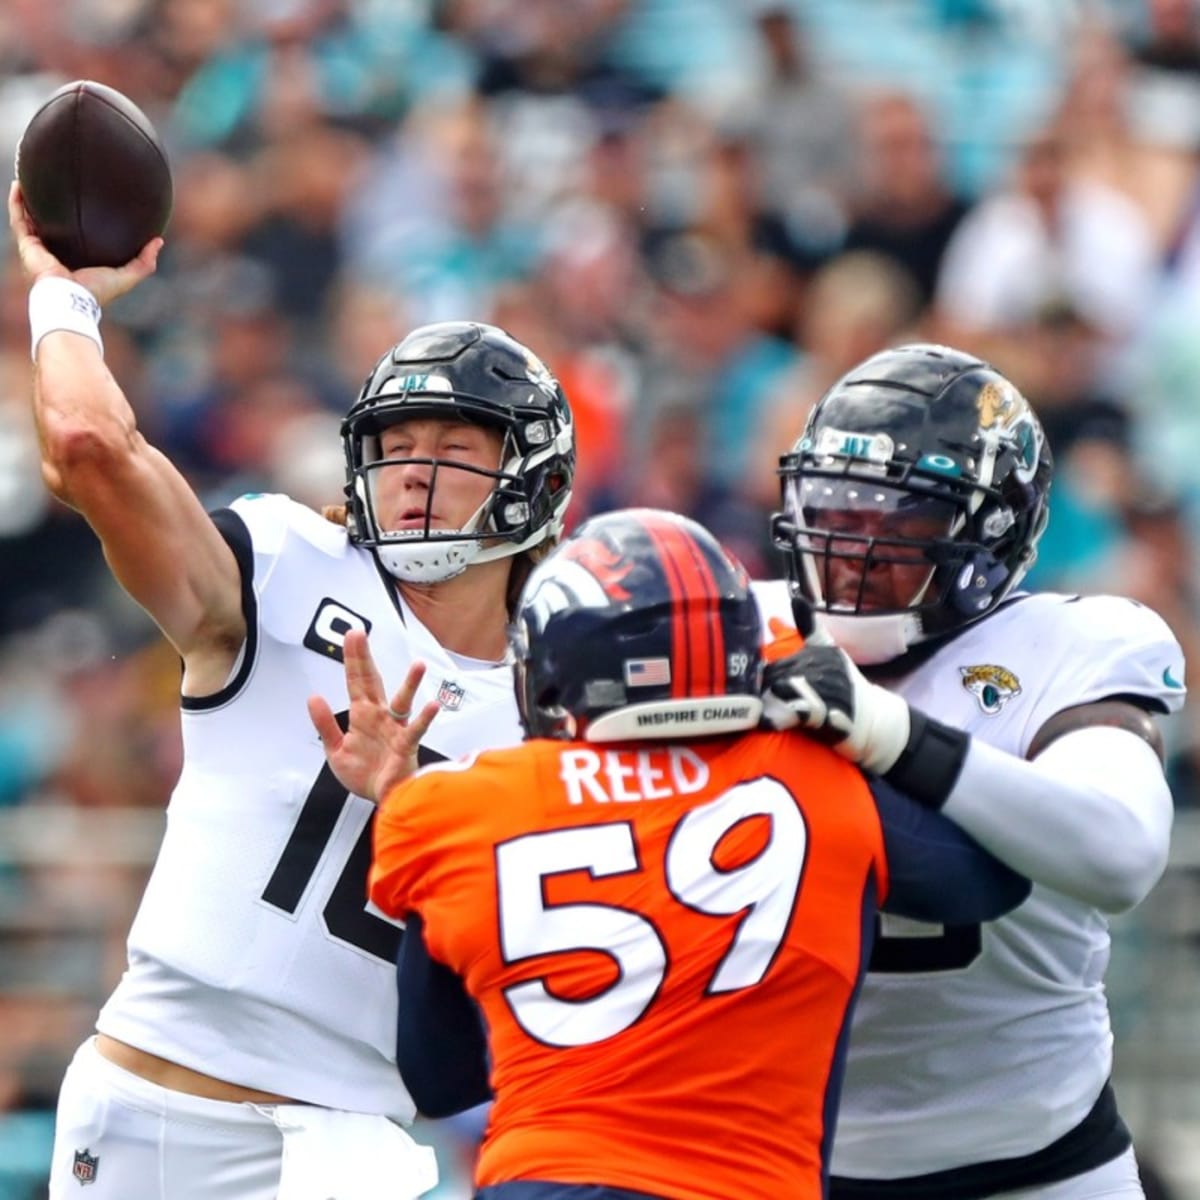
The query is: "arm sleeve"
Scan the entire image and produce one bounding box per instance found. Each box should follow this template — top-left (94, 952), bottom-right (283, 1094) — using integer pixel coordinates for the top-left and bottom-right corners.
top-left (394, 913), bottom-right (492, 1119)
top-left (871, 778), bottom-right (1031, 922)
top-left (941, 725), bottom-right (1173, 912)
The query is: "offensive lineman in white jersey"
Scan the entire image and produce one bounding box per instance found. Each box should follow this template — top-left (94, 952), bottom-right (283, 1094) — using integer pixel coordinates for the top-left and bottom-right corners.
top-left (9, 185), bottom-right (575, 1200)
top-left (757, 343), bottom-right (1184, 1199)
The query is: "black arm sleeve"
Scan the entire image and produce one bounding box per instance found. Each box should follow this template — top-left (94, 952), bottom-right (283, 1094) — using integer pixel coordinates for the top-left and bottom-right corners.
top-left (394, 913), bottom-right (492, 1118)
top-left (870, 777), bottom-right (1032, 922)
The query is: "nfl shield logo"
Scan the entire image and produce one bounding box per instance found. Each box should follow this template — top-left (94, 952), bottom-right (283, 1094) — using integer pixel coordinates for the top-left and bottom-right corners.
top-left (437, 679), bottom-right (465, 710)
top-left (72, 1148), bottom-right (99, 1185)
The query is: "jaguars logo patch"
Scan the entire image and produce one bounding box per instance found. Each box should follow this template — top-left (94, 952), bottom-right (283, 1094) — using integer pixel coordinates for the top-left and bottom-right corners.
top-left (960, 664), bottom-right (1021, 714)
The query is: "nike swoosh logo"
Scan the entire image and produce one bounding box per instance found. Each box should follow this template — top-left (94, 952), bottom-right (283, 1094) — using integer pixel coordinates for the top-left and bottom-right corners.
top-left (1163, 666), bottom-right (1185, 689)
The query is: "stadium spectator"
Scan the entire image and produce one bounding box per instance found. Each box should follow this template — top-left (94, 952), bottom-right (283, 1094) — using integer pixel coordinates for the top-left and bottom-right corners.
top-left (935, 117), bottom-right (1158, 343)
top-left (344, 97), bottom-right (541, 326)
top-left (635, 227), bottom-right (795, 492)
top-left (841, 89), bottom-right (971, 308)
top-left (741, 2), bottom-right (858, 254)
top-left (745, 248), bottom-right (922, 513)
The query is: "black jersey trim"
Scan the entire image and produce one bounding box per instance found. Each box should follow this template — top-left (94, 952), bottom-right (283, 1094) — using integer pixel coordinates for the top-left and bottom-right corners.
top-left (1106, 691), bottom-right (1171, 717)
top-left (180, 507), bottom-right (259, 712)
top-left (830, 1081), bottom-right (1131, 1200)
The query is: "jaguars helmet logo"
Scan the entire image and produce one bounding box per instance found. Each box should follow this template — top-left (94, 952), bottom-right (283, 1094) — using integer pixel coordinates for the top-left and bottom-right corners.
top-left (976, 379), bottom-right (1043, 483)
top-left (960, 664), bottom-right (1021, 715)
top-left (976, 379), bottom-right (1027, 431)
top-left (523, 348), bottom-right (559, 399)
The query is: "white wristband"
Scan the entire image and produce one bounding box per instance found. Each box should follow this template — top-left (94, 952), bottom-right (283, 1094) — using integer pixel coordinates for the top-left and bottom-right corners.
top-left (29, 276), bottom-right (103, 361)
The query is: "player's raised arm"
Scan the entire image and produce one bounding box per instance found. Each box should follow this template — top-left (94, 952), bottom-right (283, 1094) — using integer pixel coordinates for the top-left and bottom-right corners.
top-left (9, 181), bottom-right (245, 690)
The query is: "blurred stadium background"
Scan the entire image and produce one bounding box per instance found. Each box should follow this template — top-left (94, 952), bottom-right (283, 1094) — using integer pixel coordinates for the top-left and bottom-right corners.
top-left (2, 0), bottom-right (1200, 1196)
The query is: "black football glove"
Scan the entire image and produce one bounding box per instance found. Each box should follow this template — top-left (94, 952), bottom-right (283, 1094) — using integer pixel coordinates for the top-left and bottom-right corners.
top-left (762, 644), bottom-right (911, 772)
top-left (762, 644), bottom-right (971, 805)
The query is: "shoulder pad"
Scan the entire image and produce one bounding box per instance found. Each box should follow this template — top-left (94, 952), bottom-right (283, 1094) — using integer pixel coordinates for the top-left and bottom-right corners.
top-left (1019, 593), bottom-right (1186, 715)
top-left (229, 493), bottom-right (348, 558)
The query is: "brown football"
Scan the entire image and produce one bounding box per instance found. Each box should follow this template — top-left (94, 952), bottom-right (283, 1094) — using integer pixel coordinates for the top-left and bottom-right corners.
top-left (16, 80), bottom-right (173, 269)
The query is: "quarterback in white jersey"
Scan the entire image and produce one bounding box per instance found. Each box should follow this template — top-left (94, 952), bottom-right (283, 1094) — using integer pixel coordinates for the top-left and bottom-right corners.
top-left (97, 491), bottom-right (528, 1118)
top-left (761, 343), bottom-right (1184, 1199)
top-left (11, 189), bottom-right (575, 1200)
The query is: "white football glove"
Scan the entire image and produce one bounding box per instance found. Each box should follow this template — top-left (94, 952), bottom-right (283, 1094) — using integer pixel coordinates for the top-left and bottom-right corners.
top-left (762, 644), bottom-right (913, 775)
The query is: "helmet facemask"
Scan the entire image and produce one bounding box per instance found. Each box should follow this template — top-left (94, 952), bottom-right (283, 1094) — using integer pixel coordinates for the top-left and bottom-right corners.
top-left (774, 450), bottom-right (1042, 663)
top-left (352, 417), bottom-right (555, 583)
top-left (791, 477), bottom-right (956, 613)
top-left (342, 325), bottom-right (575, 585)
top-left (771, 344), bottom-right (1053, 665)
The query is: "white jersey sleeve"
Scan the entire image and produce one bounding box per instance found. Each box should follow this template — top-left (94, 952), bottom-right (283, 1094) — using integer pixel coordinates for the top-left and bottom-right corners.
top-left (919, 593), bottom-right (1182, 911)
top-left (1014, 594), bottom-right (1185, 741)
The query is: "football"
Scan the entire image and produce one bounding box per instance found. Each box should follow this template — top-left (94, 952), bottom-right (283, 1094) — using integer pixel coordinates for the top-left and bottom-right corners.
top-left (16, 80), bottom-right (173, 270)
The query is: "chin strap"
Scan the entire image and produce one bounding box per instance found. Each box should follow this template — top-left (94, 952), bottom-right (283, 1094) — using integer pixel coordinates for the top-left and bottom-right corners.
top-left (818, 611), bottom-right (924, 666)
top-left (376, 537), bottom-right (480, 583)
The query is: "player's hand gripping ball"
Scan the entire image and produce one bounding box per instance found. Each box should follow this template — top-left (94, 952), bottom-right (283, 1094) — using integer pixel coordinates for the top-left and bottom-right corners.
top-left (15, 80), bottom-right (172, 269)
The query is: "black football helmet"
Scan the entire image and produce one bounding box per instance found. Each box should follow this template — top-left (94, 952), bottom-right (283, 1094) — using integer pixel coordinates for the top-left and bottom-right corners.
top-left (772, 343), bottom-right (1052, 664)
top-left (511, 508), bottom-right (764, 742)
top-left (343, 321), bottom-right (575, 583)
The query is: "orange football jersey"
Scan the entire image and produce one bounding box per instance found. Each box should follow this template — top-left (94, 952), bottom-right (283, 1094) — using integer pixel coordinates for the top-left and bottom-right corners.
top-left (370, 730), bottom-right (889, 1200)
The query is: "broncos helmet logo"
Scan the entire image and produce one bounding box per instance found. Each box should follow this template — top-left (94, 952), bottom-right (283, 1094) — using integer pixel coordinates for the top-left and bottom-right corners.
top-left (560, 537), bottom-right (635, 602)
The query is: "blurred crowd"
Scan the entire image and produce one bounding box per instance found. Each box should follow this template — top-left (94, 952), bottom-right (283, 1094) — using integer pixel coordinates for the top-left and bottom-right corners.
top-left (3, 0), bottom-right (1200, 1195)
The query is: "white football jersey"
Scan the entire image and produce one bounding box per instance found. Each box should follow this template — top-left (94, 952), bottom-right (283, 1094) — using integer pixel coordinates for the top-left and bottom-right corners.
top-left (753, 581), bottom-right (1186, 1176)
top-left (98, 495), bottom-right (523, 1120)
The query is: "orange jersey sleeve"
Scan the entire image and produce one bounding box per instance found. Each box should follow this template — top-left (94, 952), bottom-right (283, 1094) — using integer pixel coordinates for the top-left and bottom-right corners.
top-left (371, 732), bottom-right (887, 1200)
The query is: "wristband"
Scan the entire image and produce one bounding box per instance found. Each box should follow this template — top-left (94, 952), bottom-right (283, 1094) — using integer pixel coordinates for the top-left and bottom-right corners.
top-left (883, 709), bottom-right (970, 809)
top-left (29, 276), bottom-right (103, 360)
